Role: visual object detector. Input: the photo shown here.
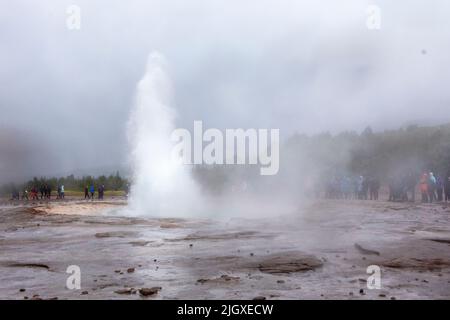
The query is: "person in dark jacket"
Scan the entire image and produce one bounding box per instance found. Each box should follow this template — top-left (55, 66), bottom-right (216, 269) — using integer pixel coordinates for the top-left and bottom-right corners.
top-left (84, 186), bottom-right (90, 199)
top-left (445, 176), bottom-right (450, 202)
top-left (436, 175), bottom-right (444, 202)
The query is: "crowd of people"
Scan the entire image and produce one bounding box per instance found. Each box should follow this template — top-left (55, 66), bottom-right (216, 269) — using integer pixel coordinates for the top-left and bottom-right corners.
top-left (83, 184), bottom-right (105, 200)
top-left (324, 171), bottom-right (450, 203)
top-left (10, 184), bottom-right (106, 201)
top-left (324, 175), bottom-right (381, 200)
top-left (419, 172), bottom-right (450, 203)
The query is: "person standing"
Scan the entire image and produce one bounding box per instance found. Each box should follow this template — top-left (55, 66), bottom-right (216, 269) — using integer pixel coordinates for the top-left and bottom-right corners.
top-left (84, 186), bottom-right (90, 199)
top-left (436, 175), bottom-right (444, 202)
top-left (420, 173), bottom-right (429, 203)
top-left (89, 184), bottom-right (95, 200)
top-left (428, 172), bottom-right (436, 203)
top-left (445, 176), bottom-right (450, 202)
top-left (99, 184), bottom-right (105, 200)
top-left (60, 185), bottom-right (65, 199)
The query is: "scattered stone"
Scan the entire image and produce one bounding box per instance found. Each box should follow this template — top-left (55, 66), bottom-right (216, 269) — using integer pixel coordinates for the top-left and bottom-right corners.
top-left (127, 268), bottom-right (135, 273)
top-left (197, 275), bottom-right (240, 284)
top-left (189, 244), bottom-right (193, 247)
top-left (349, 292), bottom-right (353, 296)
top-left (114, 270), bottom-right (121, 273)
top-left (355, 243), bottom-right (380, 256)
top-left (19, 288), bottom-right (25, 292)
top-left (277, 280), bottom-right (285, 284)
top-left (139, 287), bottom-right (161, 297)
top-left (81, 291), bottom-right (88, 295)
top-left (379, 294), bottom-right (386, 297)
top-left (23, 296), bottom-right (28, 300)
top-left (250, 253), bottom-right (254, 256)
top-left (115, 288), bottom-right (136, 295)
top-left (359, 289), bottom-right (365, 295)
top-left (390, 296), bottom-right (396, 300)
top-left (252, 296), bottom-right (266, 300)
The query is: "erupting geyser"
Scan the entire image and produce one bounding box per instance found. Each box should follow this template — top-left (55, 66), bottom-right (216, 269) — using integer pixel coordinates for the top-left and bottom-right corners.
top-left (126, 52), bottom-right (202, 217)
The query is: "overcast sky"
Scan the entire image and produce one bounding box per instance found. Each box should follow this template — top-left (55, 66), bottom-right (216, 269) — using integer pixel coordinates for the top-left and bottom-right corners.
top-left (1, 0), bottom-right (450, 182)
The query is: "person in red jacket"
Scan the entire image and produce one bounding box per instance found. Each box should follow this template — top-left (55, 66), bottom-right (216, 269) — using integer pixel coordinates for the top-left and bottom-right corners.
top-left (419, 173), bottom-right (429, 203)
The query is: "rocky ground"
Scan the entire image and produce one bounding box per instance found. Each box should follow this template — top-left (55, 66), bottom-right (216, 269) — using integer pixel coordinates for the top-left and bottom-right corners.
top-left (0, 199), bottom-right (449, 300)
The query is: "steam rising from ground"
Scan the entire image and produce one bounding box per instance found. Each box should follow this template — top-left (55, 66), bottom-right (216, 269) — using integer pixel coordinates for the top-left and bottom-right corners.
top-left (126, 52), bottom-right (202, 217)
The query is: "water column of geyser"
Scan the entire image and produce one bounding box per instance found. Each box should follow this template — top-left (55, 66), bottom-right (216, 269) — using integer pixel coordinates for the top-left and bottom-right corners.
top-left (126, 52), bottom-right (202, 217)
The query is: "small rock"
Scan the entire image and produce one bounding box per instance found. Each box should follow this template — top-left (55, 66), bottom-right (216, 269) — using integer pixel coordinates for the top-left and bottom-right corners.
top-left (127, 268), bottom-right (135, 273)
top-left (379, 294), bottom-right (386, 297)
top-left (349, 292), bottom-right (353, 296)
top-left (139, 287), bottom-right (161, 297)
top-left (189, 244), bottom-right (193, 247)
top-left (153, 259), bottom-right (157, 262)
top-left (23, 296), bottom-right (28, 300)
top-left (277, 280), bottom-right (285, 284)
top-left (115, 288), bottom-right (135, 295)
top-left (250, 253), bottom-right (254, 256)
top-left (390, 296), bottom-right (396, 300)
top-left (81, 291), bottom-right (88, 295)
top-left (19, 288), bottom-right (25, 292)
top-left (359, 289), bottom-right (365, 295)
top-left (114, 270), bottom-right (121, 273)
top-left (252, 296), bottom-right (266, 300)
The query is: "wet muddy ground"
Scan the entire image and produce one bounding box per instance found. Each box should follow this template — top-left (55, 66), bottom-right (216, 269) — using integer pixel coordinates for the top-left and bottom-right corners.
top-left (0, 199), bottom-right (449, 299)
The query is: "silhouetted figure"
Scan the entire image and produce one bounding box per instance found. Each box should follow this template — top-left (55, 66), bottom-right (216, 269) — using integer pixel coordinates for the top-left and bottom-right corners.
top-left (405, 172), bottom-right (416, 202)
top-left (445, 176), bottom-right (450, 202)
top-left (436, 175), bottom-right (444, 202)
top-left (84, 186), bottom-right (90, 199)
top-left (369, 177), bottom-right (380, 200)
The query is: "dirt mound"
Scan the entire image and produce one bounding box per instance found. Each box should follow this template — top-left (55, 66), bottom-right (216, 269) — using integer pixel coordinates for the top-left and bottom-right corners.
top-left (95, 231), bottom-right (138, 238)
top-left (252, 252), bottom-right (323, 274)
top-left (382, 257), bottom-right (450, 270)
